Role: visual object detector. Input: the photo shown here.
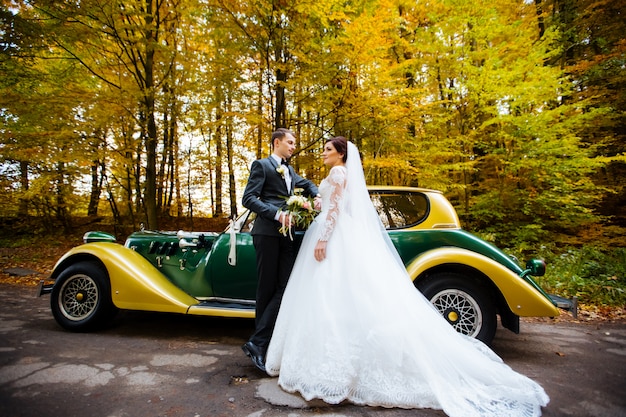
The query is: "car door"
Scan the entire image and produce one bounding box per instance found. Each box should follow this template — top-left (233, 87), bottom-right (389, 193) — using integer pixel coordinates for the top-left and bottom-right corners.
top-left (208, 211), bottom-right (259, 300)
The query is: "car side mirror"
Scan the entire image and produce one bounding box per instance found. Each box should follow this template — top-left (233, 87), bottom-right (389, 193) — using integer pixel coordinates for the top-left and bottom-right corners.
top-left (522, 259), bottom-right (546, 277)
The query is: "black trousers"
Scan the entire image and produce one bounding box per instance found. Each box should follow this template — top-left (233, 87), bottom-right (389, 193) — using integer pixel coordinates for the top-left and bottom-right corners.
top-left (249, 234), bottom-right (296, 351)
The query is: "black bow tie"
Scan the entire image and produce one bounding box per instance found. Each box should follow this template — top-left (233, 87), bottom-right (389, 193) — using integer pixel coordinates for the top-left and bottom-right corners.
top-left (281, 159), bottom-right (290, 166)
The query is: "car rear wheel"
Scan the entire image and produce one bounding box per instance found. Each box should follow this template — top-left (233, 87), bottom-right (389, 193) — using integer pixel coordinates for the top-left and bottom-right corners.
top-left (51, 261), bottom-right (117, 331)
top-left (416, 272), bottom-right (497, 345)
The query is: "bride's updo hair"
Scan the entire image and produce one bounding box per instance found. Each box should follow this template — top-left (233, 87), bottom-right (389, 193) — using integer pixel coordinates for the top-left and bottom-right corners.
top-left (326, 136), bottom-right (348, 163)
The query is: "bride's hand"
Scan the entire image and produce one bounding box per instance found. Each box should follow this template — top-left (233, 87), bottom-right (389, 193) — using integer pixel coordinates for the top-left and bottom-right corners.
top-left (314, 240), bottom-right (327, 262)
top-left (314, 195), bottom-right (322, 211)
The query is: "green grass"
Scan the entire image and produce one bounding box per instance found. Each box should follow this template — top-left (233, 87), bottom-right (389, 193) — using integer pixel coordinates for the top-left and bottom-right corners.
top-left (534, 246), bottom-right (626, 306)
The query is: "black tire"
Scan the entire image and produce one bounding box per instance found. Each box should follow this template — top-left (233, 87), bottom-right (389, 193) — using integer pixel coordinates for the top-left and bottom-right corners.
top-left (51, 261), bottom-right (118, 331)
top-left (416, 272), bottom-right (497, 345)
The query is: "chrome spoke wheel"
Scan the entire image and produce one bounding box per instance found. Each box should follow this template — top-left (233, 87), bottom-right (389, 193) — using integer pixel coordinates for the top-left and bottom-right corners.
top-left (416, 272), bottom-right (497, 345)
top-left (430, 289), bottom-right (482, 338)
top-left (51, 261), bottom-right (116, 331)
top-left (58, 274), bottom-right (99, 321)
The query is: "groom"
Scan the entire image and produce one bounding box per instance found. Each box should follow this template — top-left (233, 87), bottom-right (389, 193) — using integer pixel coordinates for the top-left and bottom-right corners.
top-left (241, 128), bottom-right (319, 372)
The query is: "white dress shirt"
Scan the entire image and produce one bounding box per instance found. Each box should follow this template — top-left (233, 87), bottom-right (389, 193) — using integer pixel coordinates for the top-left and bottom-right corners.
top-left (271, 154), bottom-right (291, 192)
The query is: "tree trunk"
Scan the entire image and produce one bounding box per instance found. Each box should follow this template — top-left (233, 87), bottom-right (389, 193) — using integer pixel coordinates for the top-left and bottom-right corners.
top-left (166, 113), bottom-right (177, 217)
top-left (18, 160), bottom-right (29, 216)
top-left (257, 74), bottom-right (264, 158)
top-left (534, 0), bottom-right (545, 38)
top-left (275, 65), bottom-right (286, 129)
top-left (142, 1), bottom-right (158, 229)
top-left (226, 96), bottom-right (237, 218)
top-left (55, 161), bottom-right (70, 229)
top-left (158, 110), bottom-right (168, 214)
top-left (214, 109), bottom-right (223, 217)
top-left (87, 161), bottom-right (101, 216)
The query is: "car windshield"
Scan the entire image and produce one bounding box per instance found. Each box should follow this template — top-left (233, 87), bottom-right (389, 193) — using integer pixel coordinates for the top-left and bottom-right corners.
top-left (370, 191), bottom-right (429, 229)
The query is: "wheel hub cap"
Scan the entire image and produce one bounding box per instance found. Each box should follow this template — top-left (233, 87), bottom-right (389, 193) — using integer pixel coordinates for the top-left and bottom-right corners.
top-left (446, 309), bottom-right (459, 323)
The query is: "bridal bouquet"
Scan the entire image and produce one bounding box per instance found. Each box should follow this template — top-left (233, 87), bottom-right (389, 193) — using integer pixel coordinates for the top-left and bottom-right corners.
top-left (279, 188), bottom-right (319, 239)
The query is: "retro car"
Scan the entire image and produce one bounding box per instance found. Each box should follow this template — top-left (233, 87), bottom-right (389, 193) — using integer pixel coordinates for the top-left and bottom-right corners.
top-left (38, 186), bottom-right (572, 345)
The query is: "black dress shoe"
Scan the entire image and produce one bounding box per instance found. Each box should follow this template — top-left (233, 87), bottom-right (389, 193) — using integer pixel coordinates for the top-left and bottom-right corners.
top-left (242, 341), bottom-right (267, 373)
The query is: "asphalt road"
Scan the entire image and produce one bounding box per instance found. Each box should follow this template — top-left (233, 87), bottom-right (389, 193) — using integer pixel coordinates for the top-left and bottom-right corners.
top-left (0, 283), bottom-right (625, 417)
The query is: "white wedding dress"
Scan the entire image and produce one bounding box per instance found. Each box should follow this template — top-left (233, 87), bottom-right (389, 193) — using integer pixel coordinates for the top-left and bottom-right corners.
top-left (265, 142), bottom-right (549, 417)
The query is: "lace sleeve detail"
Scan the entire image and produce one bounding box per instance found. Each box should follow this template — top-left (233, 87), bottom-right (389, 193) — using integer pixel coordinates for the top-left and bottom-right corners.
top-left (319, 166), bottom-right (347, 242)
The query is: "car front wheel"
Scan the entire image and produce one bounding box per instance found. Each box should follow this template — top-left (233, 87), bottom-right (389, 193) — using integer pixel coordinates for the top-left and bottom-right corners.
top-left (51, 261), bottom-right (117, 331)
top-left (416, 272), bottom-right (497, 345)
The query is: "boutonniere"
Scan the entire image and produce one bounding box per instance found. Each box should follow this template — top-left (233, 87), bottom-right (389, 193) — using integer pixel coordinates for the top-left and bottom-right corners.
top-left (276, 165), bottom-right (287, 178)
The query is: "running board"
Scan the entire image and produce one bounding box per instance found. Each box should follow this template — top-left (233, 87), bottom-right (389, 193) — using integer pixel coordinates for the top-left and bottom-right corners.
top-left (187, 300), bottom-right (255, 318)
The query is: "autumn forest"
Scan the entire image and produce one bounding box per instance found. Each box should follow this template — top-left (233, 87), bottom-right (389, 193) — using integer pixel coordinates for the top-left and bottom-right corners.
top-left (1, 0), bottom-right (625, 262)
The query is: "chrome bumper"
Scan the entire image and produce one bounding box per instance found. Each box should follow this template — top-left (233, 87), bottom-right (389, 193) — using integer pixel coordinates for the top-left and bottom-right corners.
top-left (36, 280), bottom-right (54, 297)
top-left (549, 294), bottom-right (578, 318)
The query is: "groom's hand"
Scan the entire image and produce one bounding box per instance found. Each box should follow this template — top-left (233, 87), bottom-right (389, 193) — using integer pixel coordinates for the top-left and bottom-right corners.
top-left (279, 212), bottom-right (294, 227)
top-left (314, 240), bottom-right (327, 262)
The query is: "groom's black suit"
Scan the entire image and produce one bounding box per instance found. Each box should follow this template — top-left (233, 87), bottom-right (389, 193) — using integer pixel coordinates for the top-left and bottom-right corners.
top-left (242, 155), bottom-right (318, 356)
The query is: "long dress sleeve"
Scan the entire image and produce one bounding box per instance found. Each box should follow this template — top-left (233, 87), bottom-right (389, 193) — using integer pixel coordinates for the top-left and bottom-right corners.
top-left (318, 166), bottom-right (347, 242)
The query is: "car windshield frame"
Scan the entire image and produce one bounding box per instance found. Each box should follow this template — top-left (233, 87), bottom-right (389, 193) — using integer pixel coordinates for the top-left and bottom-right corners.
top-left (234, 189), bottom-right (431, 233)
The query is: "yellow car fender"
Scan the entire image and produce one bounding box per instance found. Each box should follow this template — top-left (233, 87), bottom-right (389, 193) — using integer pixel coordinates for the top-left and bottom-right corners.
top-left (52, 242), bottom-right (199, 313)
top-left (406, 247), bottom-right (559, 317)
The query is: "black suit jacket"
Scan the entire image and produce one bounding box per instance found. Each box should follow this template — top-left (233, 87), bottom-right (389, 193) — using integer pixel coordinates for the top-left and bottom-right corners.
top-left (242, 156), bottom-right (318, 236)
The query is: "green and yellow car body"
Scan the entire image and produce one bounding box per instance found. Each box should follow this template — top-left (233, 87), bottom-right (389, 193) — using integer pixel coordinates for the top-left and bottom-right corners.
top-left (41, 187), bottom-right (568, 345)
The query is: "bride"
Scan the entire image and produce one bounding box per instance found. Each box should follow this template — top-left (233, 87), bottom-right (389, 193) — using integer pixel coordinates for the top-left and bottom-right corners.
top-left (264, 136), bottom-right (549, 417)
